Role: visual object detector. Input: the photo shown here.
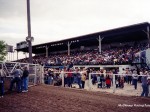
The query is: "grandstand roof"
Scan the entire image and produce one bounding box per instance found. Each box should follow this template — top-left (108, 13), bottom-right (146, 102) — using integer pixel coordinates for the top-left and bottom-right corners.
top-left (17, 22), bottom-right (150, 54)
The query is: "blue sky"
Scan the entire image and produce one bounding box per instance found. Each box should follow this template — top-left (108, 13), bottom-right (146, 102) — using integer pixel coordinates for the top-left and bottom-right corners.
top-left (0, 0), bottom-right (150, 60)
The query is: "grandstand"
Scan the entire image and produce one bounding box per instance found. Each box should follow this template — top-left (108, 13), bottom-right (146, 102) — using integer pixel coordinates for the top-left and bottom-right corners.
top-left (16, 22), bottom-right (150, 71)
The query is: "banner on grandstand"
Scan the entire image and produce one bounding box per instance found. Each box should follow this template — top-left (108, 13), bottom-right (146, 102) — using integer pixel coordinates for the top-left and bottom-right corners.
top-left (134, 49), bottom-right (149, 63)
top-left (140, 50), bottom-right (146, 63)
top-left (146, 48), bottom-right (150, 64)
top-left (16, 41), bottom-right (28, 49)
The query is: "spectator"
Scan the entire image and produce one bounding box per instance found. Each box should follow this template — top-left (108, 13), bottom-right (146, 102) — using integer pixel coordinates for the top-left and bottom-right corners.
top-left (120, 76), bottom-right (124, 88)
top-left (48, 69), bottom-right (54, 85)
top-left (127, 70), bottom-right (132, 84)
top-left (44, 71), bottom-right (48, 84)
top-left (116, 78), bottom-right (119, 88)
top-left (22, 66), bottom-right (29, 92)
top-left (0, 77), bottom-right (4, 98)
top-left (76, 69), bottom-right (82, 89)
top-left (132, 70), bottom-right (138, 89)
top-left (100, 73), bottom-right (105, 88)
top-left (141, 73), bottom-right (148, 97)
top-left (9, 66), bottom-right (23, 93)
top-left (106, 75), bottom-right (111, 88)
top-left (147, 76), bottom-right (150, 96)
top-left (97, 74), bottom-right (101, 88)
top-left (92, 72), bottom-right (97, 85)
top-left (67, 69), bottom-right (72, 87)
top-left (81, 73), bottom-right (86, 89)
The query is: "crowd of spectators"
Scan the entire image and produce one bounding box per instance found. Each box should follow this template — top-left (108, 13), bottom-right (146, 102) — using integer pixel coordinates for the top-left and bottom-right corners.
top-left (43, 67), bottom-right (150, 97)
top-left (17, 41), bottom-right (148, 66)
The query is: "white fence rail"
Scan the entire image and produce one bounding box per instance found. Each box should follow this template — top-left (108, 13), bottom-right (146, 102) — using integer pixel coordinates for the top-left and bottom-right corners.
top-left (51, 71), bottom-right (150, 96)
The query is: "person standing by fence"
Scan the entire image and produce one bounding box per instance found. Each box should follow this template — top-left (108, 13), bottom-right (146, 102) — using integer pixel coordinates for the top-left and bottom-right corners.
top-left (76, 69), bottom-right (81, 89)
top-left (105, 75), bottom-right (111, 88)
top-left (128, 70), bottom-right (132, 84)
top-left (100, 73), bottom-right (105, 88)
top-left (141, 72), bottom-right (148, 97)
top-left (9, 66), bottom-right (23, 93)
top-left (0, 77), bottom-right (4, 98)
top-left (67, 69), bottom-right (72, 87)
top-left (22, 66), bottom-right (29, 92)
top-left (48, 69), bottom-right (53, 85)
top-left (147, 75), bottom-right (150, 97)
top-left (81, 68), bottom-right (87, 89)
top-left (81, 74), bottom-right (86, 89)
top-left (132, 70), bottom-right (138, 90)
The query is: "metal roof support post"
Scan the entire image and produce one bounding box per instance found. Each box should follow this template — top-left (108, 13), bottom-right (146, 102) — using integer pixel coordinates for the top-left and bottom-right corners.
top-left (46, 46), bottom-right (49, 57)
top-left (147, 26), bottom-right (150, 48)
top-left (143, 26), bottom-right (150, 48)
top-left (97, 35), bottom-right (104, 54)
top-left (67, 42), bottom-right (71, 56)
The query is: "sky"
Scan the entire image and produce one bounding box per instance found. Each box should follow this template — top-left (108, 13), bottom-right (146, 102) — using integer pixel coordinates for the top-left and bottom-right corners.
top-left (0, 0), bottom-right (150, 60)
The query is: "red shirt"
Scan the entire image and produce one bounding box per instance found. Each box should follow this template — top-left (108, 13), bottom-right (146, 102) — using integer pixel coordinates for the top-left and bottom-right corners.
top-left (67, 70), bottom-right (72, 77)
top-left (106, 78), bottom-right (111, 85)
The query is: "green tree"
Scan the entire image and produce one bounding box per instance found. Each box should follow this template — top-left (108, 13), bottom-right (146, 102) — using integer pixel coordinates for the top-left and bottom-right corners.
top-left (0, 40), bottom-right (7, 61)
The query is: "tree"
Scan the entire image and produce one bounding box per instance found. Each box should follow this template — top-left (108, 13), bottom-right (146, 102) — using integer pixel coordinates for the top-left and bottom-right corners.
top-left (0, 40), bottom-right (7, 61)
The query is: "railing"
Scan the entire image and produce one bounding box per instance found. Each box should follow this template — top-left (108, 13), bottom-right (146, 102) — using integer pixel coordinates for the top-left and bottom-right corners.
top-left (88, 73), bottom-right (148, 93)
top-left (50, 71), bottom-right (150, 96)
top-left (0, 61), bottom-right (44, 87)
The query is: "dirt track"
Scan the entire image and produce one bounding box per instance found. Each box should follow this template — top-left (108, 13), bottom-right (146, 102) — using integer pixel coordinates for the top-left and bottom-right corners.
top-left (0, 85), bottom-right (150, 112)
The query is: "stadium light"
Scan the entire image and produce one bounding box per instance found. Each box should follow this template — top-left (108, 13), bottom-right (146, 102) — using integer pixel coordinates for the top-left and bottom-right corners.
top-left (26, 0), bottom-right (33, 63)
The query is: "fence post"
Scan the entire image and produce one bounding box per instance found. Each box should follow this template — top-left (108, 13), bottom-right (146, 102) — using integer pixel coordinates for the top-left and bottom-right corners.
top-left (61, 71), bottom-right (64, 87)
top-left (34, 65), bottom-right (37, 85)
top-left (89, 73), bottom-right (91, 90)
top-left (41, 65), bottom-right (44, 84)
top-left (113, 74), bottom-right (116, 93)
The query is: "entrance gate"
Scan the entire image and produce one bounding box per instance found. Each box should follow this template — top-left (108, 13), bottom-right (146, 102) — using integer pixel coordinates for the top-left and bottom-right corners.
top-left (0, 61), bottom-right (44, 87)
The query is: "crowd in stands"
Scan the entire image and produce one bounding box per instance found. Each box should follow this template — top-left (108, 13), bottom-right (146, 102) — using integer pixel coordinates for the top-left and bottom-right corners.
top-left (17, 41), bottom-right (148, 66)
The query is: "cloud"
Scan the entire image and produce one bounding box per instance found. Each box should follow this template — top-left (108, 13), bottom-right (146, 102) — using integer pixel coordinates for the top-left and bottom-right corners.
top-left (0, 0), bottom-right (150, 47)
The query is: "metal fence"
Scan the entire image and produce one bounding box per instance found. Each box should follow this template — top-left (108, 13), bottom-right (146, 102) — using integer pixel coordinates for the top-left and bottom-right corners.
top-left (88, 73), bottom-right (149, 96)
top-left (0, 61), bottom-right (44, 88)
top-left (44, 71), bottom-right (150, 96)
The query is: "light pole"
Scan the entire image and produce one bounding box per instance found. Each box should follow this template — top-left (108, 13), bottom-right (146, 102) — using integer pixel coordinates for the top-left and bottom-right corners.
top-left (26, 0), bottom-right (34, 63)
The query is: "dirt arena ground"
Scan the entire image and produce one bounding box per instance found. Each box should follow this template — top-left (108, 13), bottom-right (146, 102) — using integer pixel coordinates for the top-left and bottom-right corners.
top-left (0, 85), bottom-right (150, 112)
